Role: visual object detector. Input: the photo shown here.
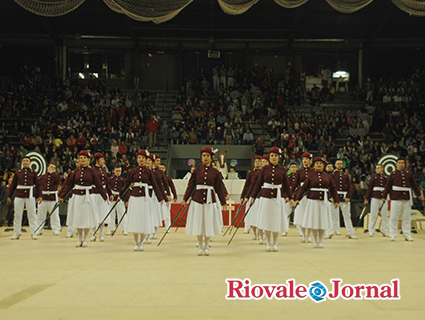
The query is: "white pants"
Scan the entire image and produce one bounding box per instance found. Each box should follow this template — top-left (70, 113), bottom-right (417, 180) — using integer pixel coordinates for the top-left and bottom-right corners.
top-left (14, 197), bottom-right (37, 235)
top-left (37, 200), bottom-right (61, 234)
top-left (220, 75), bottom-right (226, 87)
top-left (327, 201), bottom-right (354, 235)
top-left (369, 198), bottom-right (389, 235)
top-left (213, 75), bottom-right (219, 90)
top-left (108, 201), bottom-right (126, 231)
top-left (389, 200), bottom-right (411, 238)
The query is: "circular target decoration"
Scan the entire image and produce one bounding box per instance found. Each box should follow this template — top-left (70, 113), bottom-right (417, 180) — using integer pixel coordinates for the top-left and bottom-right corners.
top-left (187, 159), bottom-right (196, 166)
top-left (23, 151), bottom-right (47, 176)
top-left (377, 154), bottom-right (398, 176)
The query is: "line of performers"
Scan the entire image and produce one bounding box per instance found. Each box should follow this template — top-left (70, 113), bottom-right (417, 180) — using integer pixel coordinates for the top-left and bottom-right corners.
top-left (6, 146), bottom-right (424, 255)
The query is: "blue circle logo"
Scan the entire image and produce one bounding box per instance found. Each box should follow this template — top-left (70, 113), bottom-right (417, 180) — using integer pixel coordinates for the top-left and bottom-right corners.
top-left (309, 281), bottom-right (327, 302)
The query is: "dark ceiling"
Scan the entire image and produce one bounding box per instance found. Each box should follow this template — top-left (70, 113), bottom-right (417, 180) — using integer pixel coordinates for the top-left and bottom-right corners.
top-left (0, 0), bottom-right (424, 43)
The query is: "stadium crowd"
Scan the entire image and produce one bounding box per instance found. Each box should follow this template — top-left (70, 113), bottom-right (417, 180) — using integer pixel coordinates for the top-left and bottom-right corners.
top-left (1, 62), bottom-right (425, 226)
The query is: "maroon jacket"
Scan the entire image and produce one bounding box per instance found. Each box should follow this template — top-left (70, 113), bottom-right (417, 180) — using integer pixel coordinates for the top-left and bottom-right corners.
top-left (152, 167), bottom-right (170, 198)
top-left (60, 166), bottom-right (107, 200)
top-left (331, 169), bottom-right (352, 201)
top-left (241, 170), bottom-right (257, 199)
top-left (296, 171), bottom-right (338, 202)
top-left (122, 166), bottom-right (163, 202)
top-left (382, 169), bottom-right (421, 201)
top-left (108, 175), bottom-right (126, 201)
top-left (8, 168), bottom-right (42, 199)
top-left (364, 174), bottom-right (388, 200)
top-left (245, 169), bottom-right (261, 199)
top-left (39, 172), bottom-right (61, 201)
top-left (183, 165), bottom-right (226, 205)
top-left (292, 166), bottom-right (314, 198)
top-left (166, 175), bottom-right (177, 199)
top-left (91, 166), bottom-right (112, 196)
top-left (284, 172), bottom-right (297, 198)
top-left (251, 164), bottom-right (293, 200)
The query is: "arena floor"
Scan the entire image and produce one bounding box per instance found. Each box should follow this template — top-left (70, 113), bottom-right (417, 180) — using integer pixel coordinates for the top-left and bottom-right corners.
top-left (0, 226), bottom-right (424, 320)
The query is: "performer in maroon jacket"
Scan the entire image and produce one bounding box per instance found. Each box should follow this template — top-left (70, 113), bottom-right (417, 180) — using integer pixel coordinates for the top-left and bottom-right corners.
top-left (106, 164), bottom-right (127, 236)
top-left (382, 158), bottom-right (423, 241)
top-left (242, 155), bottom-right (262, 236)
top-left (120, 150), bottom-right (163, 251)
top-left (251, 147), bottom-right (294, 252)
top-left (63, 158), bottom-right (79, 238)
top-left (36, 163), bottom-right (61, 236)
top-left (153, 154), bottom-right (172, 230)
top-left (182, 146), bottom-right (226, 256)
top-left (282, 162), bottom-right (298, 237)
top-left (295, 157), bottom-right (339, 248)
top-left (364, 164), bottom-right (389, 237)
top-left (8, 156), bottom-right (42, 240)
top-left (292, 152), bottom-right (314, 242)
top-left (90, 153), bottom-right (112, 242)
top-left (325, 159), bottom-right (358, 239)
top-left (160, 165), bottom-right (177, 201)
top-left (59, 151), bottom-right (108, 248)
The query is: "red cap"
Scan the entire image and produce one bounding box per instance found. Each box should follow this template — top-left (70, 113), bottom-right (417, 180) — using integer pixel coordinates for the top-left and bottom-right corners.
top-left (77, 150), bottom-right (90, 158)
top-left (262, 154), bottom-right (269, 160)
top-left (93, 152), bottom-right (105, 159)
top-left (200, 146), bottom-right (215, 156)
top-left (268, 147), bottom-right (282, 155)
top-left (313, 157), bottom-right (325, 165)
top-left (148, 153), bottom-right (155, 160)
top-left (253, 155), bottom-right (262, 161)
top-left (136, 150), bottom-right (148, 158)
top-left (302, 152), bottom-right (313, 160)
top-left (155, 154), bottom-right (161, 160)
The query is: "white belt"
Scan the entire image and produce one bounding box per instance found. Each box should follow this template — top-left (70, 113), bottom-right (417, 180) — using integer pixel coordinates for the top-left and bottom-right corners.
top-left (17, 185), bottom-right (34, 198)
top-left (263, 183), bottom-right (282, 200)
top-left (42, 190), bottom-right (58, 202)
top-left (337, 191), bottom-right (347, 199)
top-left (111, 190), bottom-right (120, 195)
top-left (393, 186), bottom-right (414, 205)
top-left (373, 187), bottom-right (385, 191)
top-left (196, 185), bottom-right (217, 204)
top-left (74, 185), bottom-right (92, 203)
top-left (311, 188), bottom-right (329, 202)
top-left (134, 182), bottom-right (151, 199)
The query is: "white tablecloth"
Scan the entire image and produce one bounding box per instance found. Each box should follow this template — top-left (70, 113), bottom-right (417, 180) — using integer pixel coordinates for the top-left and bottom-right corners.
top-left (172, 179), bottom-right (246, 203)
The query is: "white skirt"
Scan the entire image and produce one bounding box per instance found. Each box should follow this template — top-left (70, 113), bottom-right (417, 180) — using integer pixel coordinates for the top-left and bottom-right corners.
top-left (257, 197), bottom-right (289, 233)
top-left (301, 199), bottom-right (332, 230)
top-left (125, 196), bottom-right (155, 234)
top-left (92, 193), bottom-right (110, 225)
top-left (149, 192), bottom-right (162, 228)
top-left (160, 202), bottom-right (169, 221)
top-left (185, 201), bottom-right (222, 237)
top-left (294, 196), bottom-right (308, 226)
top-left (66, 194), bottom-right (99, 229)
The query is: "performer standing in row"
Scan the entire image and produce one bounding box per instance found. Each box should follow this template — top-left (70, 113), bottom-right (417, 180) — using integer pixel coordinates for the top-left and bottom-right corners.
top-left (107, 165), bottom-right (127, 236)
top-left (65, 159), bottom-right (79, 238)
top-left (7, 156), bottom-right (42, 240)
top-left (182, 146), bottom-right (226, 256)
top-left (364, 164), bottom-right (389, 237)
top-left (241, 155), bottom-right (262, 235)
top-left (325, 159), bottom-right (358, 239)
top-left (382, 158), bottom-right (423, 241)
top-left (59, 151), bottom-right (108, 247)
top-left (292, 152), bottom-right (314, 242)
top-left (121, 150), bottom-right (163, 251)
top-left (295, 157), bottom-right (339, 248)
top-left (160, 165), bottom-right (177, 203)
top-left (245, 154), bottom-right (270, 244)
top-left (36, 163), bottom-right (61, 236)
top-left (251, 147), bottom-right (293, 252)
top-left (90, 153), bottom-right (112, 242)
top-left (153, 154), bottom-right (171, 229)
top-left (282, 162), bottom-right (298, 236)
